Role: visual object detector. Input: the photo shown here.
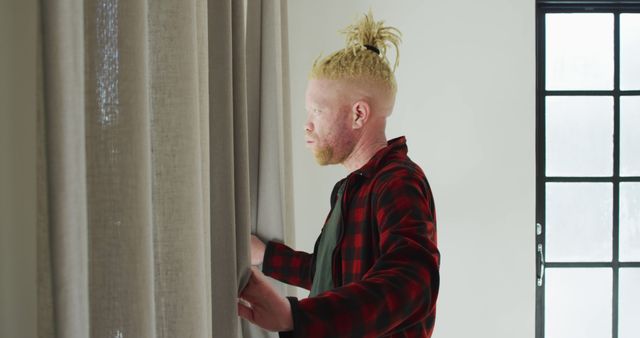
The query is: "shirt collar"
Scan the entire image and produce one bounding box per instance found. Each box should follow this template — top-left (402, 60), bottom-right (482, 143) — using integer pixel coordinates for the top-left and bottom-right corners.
top-left (352, 136), bottom-right (408, 178)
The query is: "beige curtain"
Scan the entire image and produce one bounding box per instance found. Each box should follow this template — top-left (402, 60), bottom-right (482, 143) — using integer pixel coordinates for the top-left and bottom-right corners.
top-left (0, 1), bottom-right (38, 338)
top-left (37, 0), bottom-right (291, 337)
top-left (244, 1), bottom-right (294, 337)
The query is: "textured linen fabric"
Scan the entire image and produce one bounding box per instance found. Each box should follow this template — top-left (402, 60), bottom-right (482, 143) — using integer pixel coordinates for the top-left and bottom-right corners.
top-left (244, 0), bottom-right (293, 337)
top-left (262, 136), bottom-right (440, 338)
top-left (36, 0), bottom-right (291, 337)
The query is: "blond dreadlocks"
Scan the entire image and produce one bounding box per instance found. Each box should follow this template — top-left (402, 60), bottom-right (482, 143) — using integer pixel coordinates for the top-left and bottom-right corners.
top-left (310, 10), bottom-right (402, 93)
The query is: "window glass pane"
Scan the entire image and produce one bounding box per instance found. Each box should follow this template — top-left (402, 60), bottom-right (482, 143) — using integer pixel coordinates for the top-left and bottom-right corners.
top-left (619, 268), bottom-right (640, 338)
top-left (545, 268), bottom-right (612, 338)
top-left (546, 183), bottom-right (612, 262)
top-left (620, 183), bottom-right (640, 262)
top-left (621, 14), bottom-right (640, 90)
top-left (545, 96), bottom-right (613, 176)
top-left (621, 97), bottom-right (640, 176)
top-left (546, 13), bottom-right (613, 90)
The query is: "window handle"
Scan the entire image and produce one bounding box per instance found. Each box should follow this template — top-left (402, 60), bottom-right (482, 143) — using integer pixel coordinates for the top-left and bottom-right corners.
top-left (537, 243), bottom-right (545, 287)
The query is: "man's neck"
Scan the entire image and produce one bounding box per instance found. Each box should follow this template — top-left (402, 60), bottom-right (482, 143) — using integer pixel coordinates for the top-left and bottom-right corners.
top-left (342, 136), bottom-right (388, 173)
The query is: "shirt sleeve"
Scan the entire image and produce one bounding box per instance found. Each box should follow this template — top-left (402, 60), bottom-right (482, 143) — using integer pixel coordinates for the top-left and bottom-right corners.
top-left (262, 240), bottom-right (315, 290)
top-left (284, 172), bottom-right (440, 338)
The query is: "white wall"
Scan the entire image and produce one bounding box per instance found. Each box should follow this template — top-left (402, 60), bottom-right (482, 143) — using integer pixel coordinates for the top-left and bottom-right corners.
top-left (286, 1), bottom-right (535, 337)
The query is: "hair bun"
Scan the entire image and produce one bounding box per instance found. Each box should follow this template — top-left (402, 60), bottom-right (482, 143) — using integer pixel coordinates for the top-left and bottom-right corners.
top-left (341, 10), bottom-right (402, 71)
top-left (310, 10), bottom-right (402, 93)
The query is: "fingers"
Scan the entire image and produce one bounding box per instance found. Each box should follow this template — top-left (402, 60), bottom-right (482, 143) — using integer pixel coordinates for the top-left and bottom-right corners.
top-left (250, 235), bottom-right (266, 265)
top-left (239, 267), bottom-right (264, 302)
top-left (239, 267), bottom-right (259, 292)
top-left (237, 301), bottom-right (255, 322)
top-left (250, 266), bottom-right (264, 281)
top-left (239, 267), bottom-right (282, 310)
top-left (236, 267), bottom-right (292, 332)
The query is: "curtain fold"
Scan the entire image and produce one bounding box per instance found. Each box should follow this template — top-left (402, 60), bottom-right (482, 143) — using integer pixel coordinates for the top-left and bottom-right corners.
top-left (84, 0), bottom-right (157, 336)
top-left (254, 0), bottom-right (294, 249)
top-left (39, 0), bottom-right (89, 336)
top-left (38, 0), bottom-right (290, 337)
top-left (207, 0), bottom-right (251, 336)
top-left (244, 1), bottom-right (293, 336)
top-left (145, 0), bottom-right (210, 336)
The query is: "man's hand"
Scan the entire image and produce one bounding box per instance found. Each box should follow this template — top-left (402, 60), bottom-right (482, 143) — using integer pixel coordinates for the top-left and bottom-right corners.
top-left (251, 234), bottom-right (266, 266)
top-left (238, 267), bottom-right (293, 332)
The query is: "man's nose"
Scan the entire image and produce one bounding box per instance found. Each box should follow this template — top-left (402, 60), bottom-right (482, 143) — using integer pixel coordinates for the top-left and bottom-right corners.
top-left (304, 121), bottom-right (313, 133)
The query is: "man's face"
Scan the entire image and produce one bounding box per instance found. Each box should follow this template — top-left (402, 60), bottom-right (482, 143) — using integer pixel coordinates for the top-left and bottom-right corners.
top-left (304, 79), bottom-right (357, 166)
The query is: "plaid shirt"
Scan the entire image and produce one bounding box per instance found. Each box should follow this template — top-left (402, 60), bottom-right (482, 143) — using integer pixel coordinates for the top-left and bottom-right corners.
top-left (263, 136), bottom-right (439, 338)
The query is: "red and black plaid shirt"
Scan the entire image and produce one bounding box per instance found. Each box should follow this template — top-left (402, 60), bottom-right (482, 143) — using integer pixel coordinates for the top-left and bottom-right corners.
top-left (263, 136), bottom-right (439, 338)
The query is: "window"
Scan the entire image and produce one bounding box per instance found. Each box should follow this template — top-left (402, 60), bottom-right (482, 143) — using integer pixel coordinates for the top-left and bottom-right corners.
top-left (536, 1), bottom-right (640, 338)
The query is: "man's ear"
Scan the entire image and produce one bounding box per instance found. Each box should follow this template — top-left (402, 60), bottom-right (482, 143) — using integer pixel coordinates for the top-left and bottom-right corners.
top-left (351, 100), bottom-right (370, 129)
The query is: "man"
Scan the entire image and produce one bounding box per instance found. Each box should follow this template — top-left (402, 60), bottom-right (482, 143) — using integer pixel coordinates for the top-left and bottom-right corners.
top-left (238, 12), bottom-right (440, 338)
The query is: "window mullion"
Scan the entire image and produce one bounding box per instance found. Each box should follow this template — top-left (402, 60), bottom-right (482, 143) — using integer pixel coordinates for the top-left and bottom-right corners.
top-left (612, 10), bottom-right (621, 338)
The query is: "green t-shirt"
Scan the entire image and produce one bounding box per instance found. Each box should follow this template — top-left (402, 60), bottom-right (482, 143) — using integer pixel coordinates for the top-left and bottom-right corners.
top-left (309, 181), bottom-right (346, 297)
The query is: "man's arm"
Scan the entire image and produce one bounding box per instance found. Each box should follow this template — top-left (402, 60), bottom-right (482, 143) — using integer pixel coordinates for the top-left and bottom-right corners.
top-left (251, 234), bottom-right (315, 289)
top-left (261, 240), bottom-right (315, 290)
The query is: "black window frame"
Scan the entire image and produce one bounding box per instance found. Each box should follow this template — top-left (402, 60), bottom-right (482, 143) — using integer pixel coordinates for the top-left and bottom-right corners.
top-left (536, 1), bottom-right (640, 338)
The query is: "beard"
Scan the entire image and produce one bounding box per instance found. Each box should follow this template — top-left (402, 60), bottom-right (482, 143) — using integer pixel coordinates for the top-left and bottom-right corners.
top-left (312, 135), bottom-right (357, 166)
top-left (313, 146), bottom-right (334, 166)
